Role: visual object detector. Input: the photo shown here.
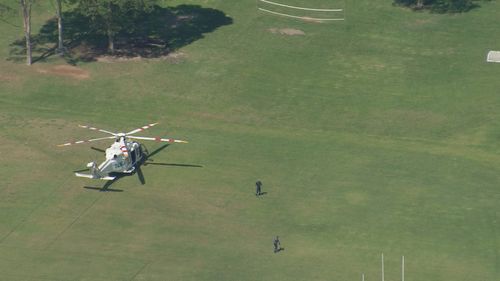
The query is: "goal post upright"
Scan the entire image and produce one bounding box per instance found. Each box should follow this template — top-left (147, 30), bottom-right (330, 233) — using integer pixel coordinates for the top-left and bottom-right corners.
top-left (381, 253), bottom-right (384, 281)
top-left (402, 256), bottom-right (405, 281)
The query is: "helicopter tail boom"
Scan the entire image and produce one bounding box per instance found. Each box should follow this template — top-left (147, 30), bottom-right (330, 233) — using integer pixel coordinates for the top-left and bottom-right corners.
top-left (74, 161), bottom-right (116, 180)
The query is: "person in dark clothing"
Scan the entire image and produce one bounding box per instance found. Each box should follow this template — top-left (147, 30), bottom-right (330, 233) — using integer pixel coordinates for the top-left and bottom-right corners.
top-left (273, 236), bottom-right (281, 253)
top-left (255, 180), bottom-right (262, 196)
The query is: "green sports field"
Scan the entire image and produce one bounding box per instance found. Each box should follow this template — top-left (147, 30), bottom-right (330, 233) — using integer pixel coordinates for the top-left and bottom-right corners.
top-left (0, 0), bottom-right (499, 280)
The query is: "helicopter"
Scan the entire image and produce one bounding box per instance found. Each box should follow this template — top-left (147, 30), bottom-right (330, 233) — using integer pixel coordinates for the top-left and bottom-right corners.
top-left (58, 123), bottom-right (187, 181)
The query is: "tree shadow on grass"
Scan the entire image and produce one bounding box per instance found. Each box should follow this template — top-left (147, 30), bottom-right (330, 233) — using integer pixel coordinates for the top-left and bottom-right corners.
top-left (8, 4), bottom-right (233, 64)
top-left (0, 3), bottom-right (20, 28)
top-left (393, 0), bottom-right (489, 13)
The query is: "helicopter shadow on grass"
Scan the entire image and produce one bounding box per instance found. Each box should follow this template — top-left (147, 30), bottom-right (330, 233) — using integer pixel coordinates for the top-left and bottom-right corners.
top-left (8, 4), bottom-right (233, 64)
top-left (82, 144), bottom-right (202, 192)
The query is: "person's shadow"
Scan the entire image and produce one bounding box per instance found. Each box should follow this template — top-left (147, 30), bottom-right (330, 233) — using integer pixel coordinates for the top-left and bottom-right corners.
top-left (274, 247), bottom-right (284, 253)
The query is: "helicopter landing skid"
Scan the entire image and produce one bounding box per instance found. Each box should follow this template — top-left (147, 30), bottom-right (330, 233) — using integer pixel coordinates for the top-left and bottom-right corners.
top-left (75, 172), bottom-right (116, 181)
top-left (123, 166), bottom-right (136, 174)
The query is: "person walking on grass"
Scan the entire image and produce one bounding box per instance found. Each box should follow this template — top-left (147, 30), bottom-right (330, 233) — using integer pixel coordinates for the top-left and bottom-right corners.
top-left (273, 236), bottom-right (281, 253)
top-left (255, 180), bottom-right (262, 196)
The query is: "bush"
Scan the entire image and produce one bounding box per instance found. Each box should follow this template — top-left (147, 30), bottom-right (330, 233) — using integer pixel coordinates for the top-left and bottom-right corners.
top-left (393, 0), bottom-right (479, 13)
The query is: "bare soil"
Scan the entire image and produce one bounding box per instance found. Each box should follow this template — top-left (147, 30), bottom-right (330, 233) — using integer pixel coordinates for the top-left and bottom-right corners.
top-left (268, 28), bottom-right (305, 36)
top-left (36, 65), bottom-right (90, 80)
top-left (96, 52), bottom-right (186, 64)
top-left (0, 73), bottom-right (18, 82)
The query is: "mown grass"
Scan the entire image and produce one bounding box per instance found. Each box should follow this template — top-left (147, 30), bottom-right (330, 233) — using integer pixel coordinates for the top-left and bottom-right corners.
top-left (0, 0), bottom-right (499, 280)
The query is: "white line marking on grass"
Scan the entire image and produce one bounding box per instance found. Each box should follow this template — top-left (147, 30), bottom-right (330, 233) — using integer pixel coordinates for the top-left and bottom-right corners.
top-left (258, 8), bottom-right (345, 21)
top-left (259, 0), bottom-right (343, 12)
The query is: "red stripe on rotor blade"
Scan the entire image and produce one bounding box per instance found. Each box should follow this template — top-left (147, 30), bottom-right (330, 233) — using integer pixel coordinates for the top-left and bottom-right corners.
top-left (155, 137), bottom-right (161, 142)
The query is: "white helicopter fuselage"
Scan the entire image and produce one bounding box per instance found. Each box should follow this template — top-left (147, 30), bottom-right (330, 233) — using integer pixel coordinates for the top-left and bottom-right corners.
top-left (59, 123), bottom-right (187, 181)
top-left (76, 137), bottom-right (144, 180)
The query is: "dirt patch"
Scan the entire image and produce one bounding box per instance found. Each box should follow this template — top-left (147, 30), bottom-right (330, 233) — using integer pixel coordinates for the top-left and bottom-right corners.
top-left (414, 19), bottom-right (433, 25)
top-left (268, 28), bottom-right (305, 36)
top-left (0, 73), bottom-right (19, 82)
top-left (96, 56), bottom-right (142, 63)
top-left (406, 18), bottom-right (435, 29)
top-left (36, 65), bottom-right (90, 80)
top-left (96, 52), bottom-right (186, 64)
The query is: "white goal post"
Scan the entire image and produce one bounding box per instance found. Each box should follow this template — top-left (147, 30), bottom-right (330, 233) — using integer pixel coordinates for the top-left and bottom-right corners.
top-left (487, 51), bottom-right (500, 63)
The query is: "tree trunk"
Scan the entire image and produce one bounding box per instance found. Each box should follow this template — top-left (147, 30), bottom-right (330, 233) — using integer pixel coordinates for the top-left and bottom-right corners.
top-left (107, 1), bottom-right (114, 53)
top-left (55, 0), bottom-right (63, 55)
top-left (416, 0), bottom-right (424, 8)
top-left (20, 0), bottom-right (32, 65)
top-left (108, 32), bottom-right (114, 53)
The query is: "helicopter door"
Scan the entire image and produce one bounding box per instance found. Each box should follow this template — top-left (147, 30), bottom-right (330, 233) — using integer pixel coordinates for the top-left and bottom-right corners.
top-left (131, 148), bottom-right (137, 165)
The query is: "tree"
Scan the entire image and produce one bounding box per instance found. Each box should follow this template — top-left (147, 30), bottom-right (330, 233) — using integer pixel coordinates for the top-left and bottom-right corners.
top-left (55, 0), bottom-right (64, 55)
top-left (20, 0), bottom-right (34, 65)
top-left (393, 0), bottom-right (479, 12)
top-left (74, 0), bottom-right (157, 53)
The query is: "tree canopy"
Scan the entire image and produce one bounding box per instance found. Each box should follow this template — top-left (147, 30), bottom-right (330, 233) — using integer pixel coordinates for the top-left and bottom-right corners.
top-left (73, 0), bottom-right (158, 52)
top-left (9, 1), bottom-right (233, 64)
top-left (393, 0), bottom-right (482, 13)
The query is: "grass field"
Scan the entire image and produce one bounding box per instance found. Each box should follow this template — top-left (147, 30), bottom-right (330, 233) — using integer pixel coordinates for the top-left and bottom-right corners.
top-left (0, 0), bottom-right (499, 280)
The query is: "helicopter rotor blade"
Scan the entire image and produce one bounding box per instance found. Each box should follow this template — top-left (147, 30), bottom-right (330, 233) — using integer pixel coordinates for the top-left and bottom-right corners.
top-left (128, 135), bottom-right (188, 144)
top-left (125, 123), bottom-right (158, 136)
top-left (73, 168), bottom-right (90, 172)
top-left (91, 146), bottom-right (106, 153)
top-left (57, 136), bottom-right (115, 147)
top-left (144, 162), bottom-right (202, 168)
top-left (146, 144), bottom-right (170, 159)
top-left (84, 186), bottom-right (123, 192)
top-left (136, 166), bottom-right (146, 185)
top-left (78, 125), bottom-right (117, 136)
